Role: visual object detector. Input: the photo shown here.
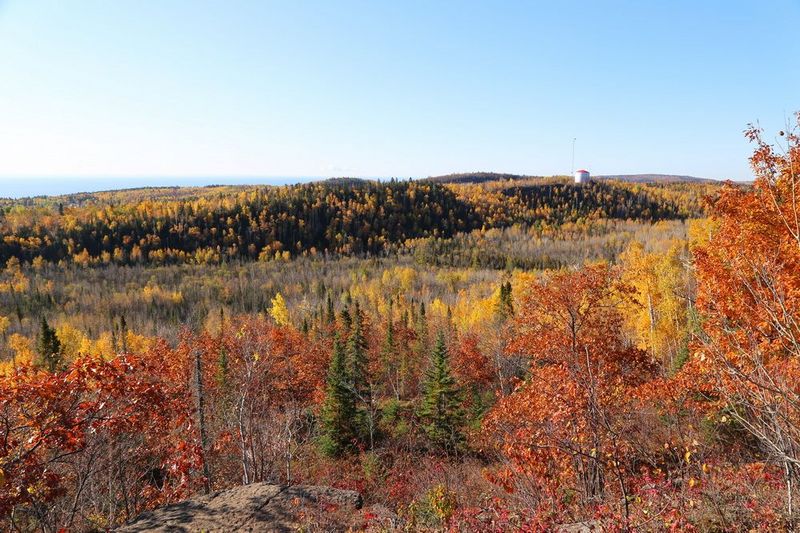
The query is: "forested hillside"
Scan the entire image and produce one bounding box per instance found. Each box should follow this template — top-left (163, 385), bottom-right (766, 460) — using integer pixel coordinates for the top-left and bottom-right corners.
top-left (0, 178), bottom-right (718, 267)
top-left (3, 118), bottom-right (800, 531)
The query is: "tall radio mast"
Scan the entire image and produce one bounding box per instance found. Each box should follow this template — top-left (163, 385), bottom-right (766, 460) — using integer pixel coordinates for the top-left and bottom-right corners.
top-left (571, 137), bottom-right (576, 176)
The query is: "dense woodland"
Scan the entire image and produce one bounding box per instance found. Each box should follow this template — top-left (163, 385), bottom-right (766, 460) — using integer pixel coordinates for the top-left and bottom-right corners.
top-left (0, 118), bottom-right (799, 531)
top-left (0, 177), bottom-right (714, 267)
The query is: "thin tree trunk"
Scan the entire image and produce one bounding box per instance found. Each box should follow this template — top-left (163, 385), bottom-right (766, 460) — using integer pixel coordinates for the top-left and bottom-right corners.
top-left (194, 348), bottom-right (211, 494)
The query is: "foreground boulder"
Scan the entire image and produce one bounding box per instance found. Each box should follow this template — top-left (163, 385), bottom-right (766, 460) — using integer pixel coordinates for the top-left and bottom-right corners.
top-left (117, 483), bottom-right (364, 532)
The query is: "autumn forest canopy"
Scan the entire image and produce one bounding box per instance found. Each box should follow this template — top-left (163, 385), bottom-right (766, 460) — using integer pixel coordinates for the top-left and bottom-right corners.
top-left (1, 116), bottom-right (800, 531)
top-left (0, 176), bottom-right (712, 267)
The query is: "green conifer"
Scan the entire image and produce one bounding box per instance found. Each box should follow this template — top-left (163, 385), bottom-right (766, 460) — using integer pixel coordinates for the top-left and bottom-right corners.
top-left (325, 292), bottom-right (335, 324)
top-left (319, 335), bottom-right (357, 456)
top-left (339, 307), bottom-right (352, 331)
top-left (349, 304), bottom-right (381, 448)
top-left (347, 306), bottom-right (371, 407)
top-left (418, 331), bottom-right (465, 453)
top-left (496, 280), bottom-right (514, 321)
top-left (35, 317), bottom-right (63, 372)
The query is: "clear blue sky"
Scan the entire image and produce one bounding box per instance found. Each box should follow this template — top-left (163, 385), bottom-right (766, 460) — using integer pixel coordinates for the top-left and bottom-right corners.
top-left (0, 0), bottom-right (798, 196)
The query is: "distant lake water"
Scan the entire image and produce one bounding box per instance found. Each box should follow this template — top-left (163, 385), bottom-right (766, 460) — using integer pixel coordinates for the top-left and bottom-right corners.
top-left (0, 176), bottom-right (401, 199)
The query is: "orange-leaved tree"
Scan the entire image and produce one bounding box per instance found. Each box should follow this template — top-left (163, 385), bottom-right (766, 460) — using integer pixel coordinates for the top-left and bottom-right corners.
top-left (693, 113), bottom-right (800, 523)
top-left (179, 316), bottom-right (326, 486)
top-left (0, 348), bottom-right (198, 531)
top-left (483, 264), bottom-right (655, 523)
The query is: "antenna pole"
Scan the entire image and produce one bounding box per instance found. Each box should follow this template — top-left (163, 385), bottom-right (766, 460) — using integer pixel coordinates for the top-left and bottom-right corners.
top-left (571, 138), bottom-right (576, 176)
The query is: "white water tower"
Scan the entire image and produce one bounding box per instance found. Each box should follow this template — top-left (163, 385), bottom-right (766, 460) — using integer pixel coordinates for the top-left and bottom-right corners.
top-left (574, 169), bottom-right (590, 184)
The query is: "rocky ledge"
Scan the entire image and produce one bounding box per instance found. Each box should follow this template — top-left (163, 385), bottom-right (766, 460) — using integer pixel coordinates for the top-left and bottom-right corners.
top-left (117, 483), bottom-right (367, 532)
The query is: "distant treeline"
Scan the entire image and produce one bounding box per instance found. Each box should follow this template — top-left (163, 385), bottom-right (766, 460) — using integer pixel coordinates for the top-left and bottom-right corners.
top-left (0, 179), bottom-right (717, 266)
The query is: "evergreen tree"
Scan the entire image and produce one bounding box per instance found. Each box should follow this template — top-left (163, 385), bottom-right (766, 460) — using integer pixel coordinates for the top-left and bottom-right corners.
top-left (319, 335), bottom-right (357, 456)
top-left (119, 314), bottom-right (129, 353)
top-left (339, 307), bottom-right (352, 332)
top-left (496, 280), bottom-right (514, 321)
top-left (418, 331), bottom-right (465, 453)
top-left (347, 305), bottom-right (376, 447)
top-left (347, 305), bottom-right (369, 396)
top-left (503, 281), bottom-right (513, 316)
top-left (325, 292), bottom-right (335, 324)
top-left (35, 317), bottom-right (63, 372)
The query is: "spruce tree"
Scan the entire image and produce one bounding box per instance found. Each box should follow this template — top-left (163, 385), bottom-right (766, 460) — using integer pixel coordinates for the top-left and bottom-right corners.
top-left (339, 307), bottom-right (352, 331)
top-left (319, 335), bottom-right (356, 456)
top-left (119, 314), bottom-right (129, 353)
top-left (496, 281), bottom-right (514, 321)
top-left (503, 281), bottom-right (513, 316)
top-left (35, 317), bottom-right (63, 372)
top-left (325, 292), bottom-right (335, 324)
top-left (347, 306), bottom-right (369, 399)
top-left (418, 331), bottom-right (465, 453)
top-left (347, 305), bottom-right (373, 445)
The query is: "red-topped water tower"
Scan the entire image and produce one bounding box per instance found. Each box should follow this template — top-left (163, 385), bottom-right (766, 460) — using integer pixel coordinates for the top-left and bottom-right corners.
top-left (574, 169), bottom-right (590, 184)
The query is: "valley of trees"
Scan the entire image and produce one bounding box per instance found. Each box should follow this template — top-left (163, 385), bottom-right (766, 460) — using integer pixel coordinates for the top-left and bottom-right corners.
top-left (0, 117), bottom-right (798, 531)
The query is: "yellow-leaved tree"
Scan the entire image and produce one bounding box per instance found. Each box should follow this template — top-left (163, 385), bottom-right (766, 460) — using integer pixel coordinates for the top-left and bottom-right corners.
top-left (7, 333), bottom-right (34, 367)
top-left (0, 315), bottom-right (9, 341)
top-left (270, 292), bottom-right (291, 327)
top-left (619, 240), bottom-right (692, 371)
top-left (56, 323), bottom-right (88, 362)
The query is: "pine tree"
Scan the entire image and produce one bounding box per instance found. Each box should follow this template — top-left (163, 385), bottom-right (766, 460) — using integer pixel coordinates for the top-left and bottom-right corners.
top-left (348, 305), bottom-right (369, 397)
top-left (35, 317), bottom-right (63, 372)
top-left (325, 292), bottom-right (335, 324)
top-left (504, 281), bottom-right (513, 316)
top-left (418, 331), bottom-right (465, 453)
top-left (347, 305), bottom-right (373, 445)
top-left (119, 314), bottom-right (129, 353)
top-left (319, 335), bottom-right (357, 456)
top-left (496, 280), bottom-right (514, 321)
top-left (339, 307), bottom-right (352, 332)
